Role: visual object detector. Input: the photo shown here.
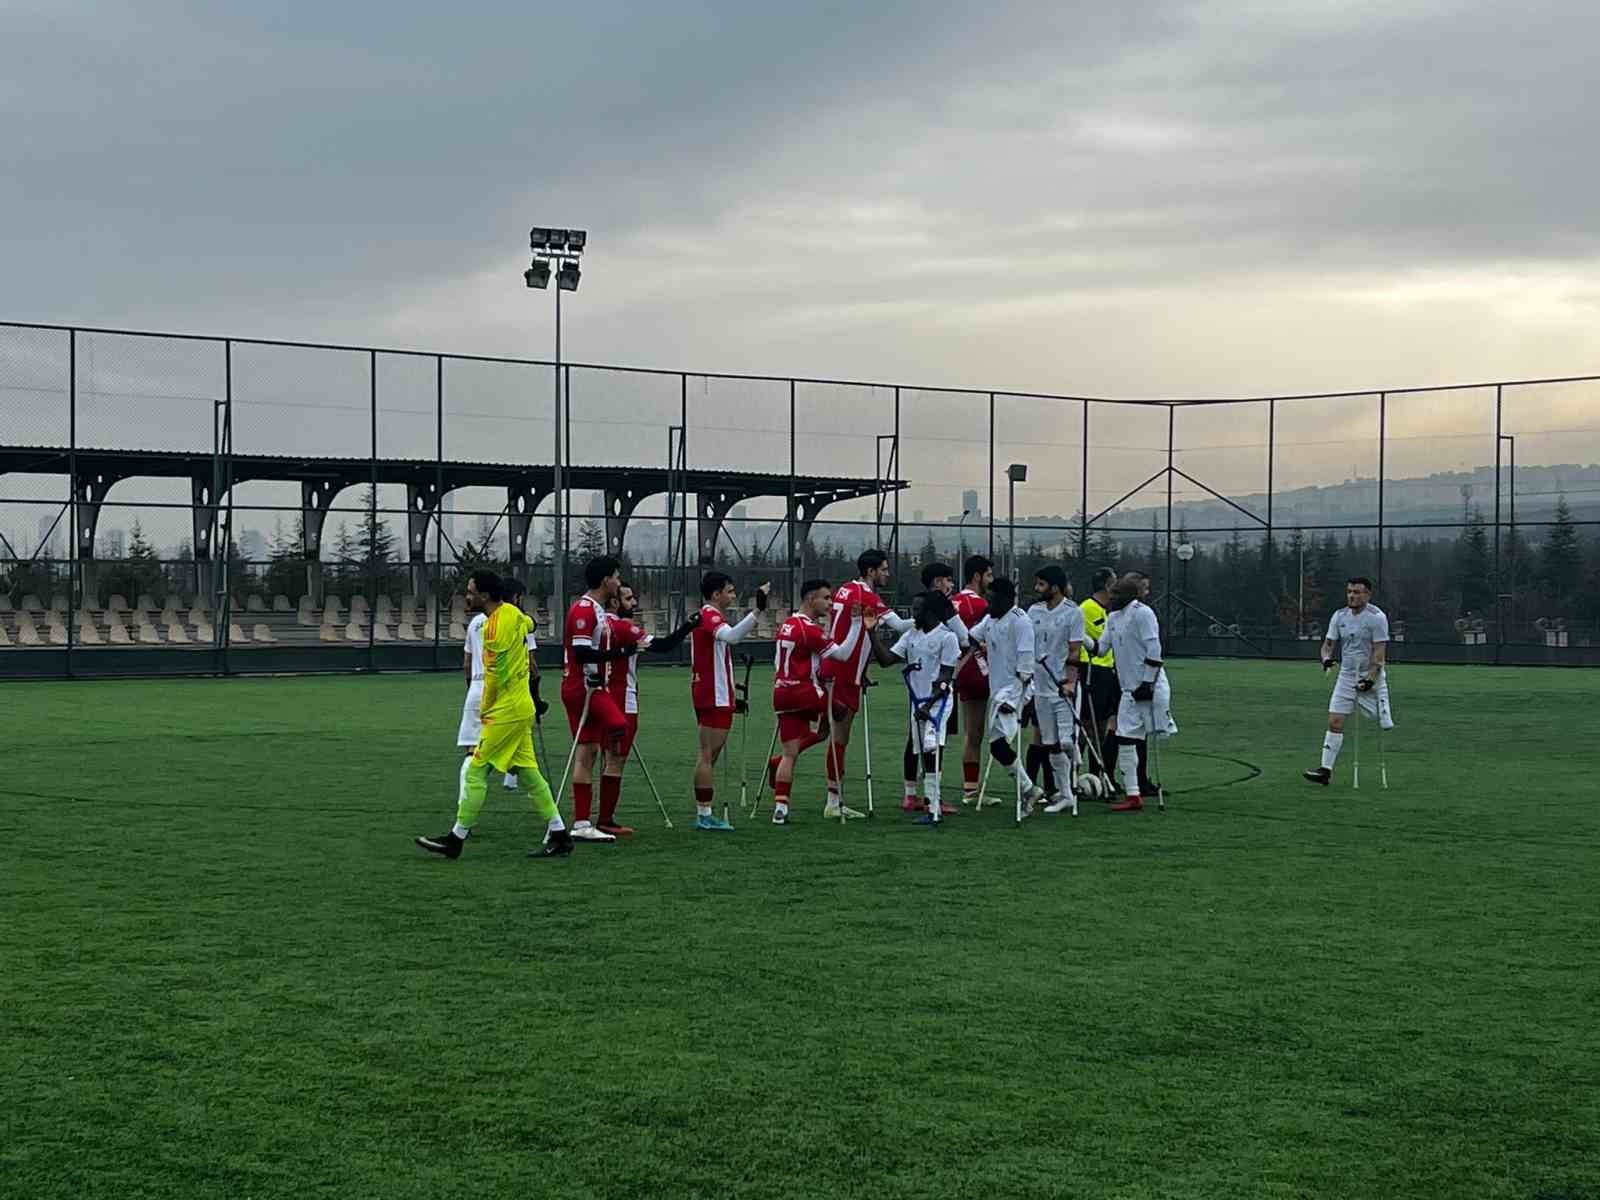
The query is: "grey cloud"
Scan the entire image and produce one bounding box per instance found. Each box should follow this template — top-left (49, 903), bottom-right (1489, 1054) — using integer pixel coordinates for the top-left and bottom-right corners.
top-left (2, 0), bottom-right (1599, 405)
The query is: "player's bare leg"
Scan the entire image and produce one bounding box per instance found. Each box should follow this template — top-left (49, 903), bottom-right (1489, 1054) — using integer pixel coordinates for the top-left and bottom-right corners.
top-left (960, 698), bottom-right (985, 803)
top-left (825, 704), bottom-right (865, 820)
top-left (1304, 709), bottom-right (1347, 786)
top-left (694, 724), bottom-right (734, 830)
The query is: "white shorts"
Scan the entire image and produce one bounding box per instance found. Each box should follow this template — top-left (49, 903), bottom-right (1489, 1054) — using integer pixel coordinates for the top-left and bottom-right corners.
top-left (457, 683), bottom-right (485, 747)
top-left (1116, 673), bottom-right (1178, 741)
top-left (908, 691), bottom-right (955, 752)
top-left (1329, 672), bottom-right (1394, 729)
top-left (987, 685), bottom-right (1025, 744)
top-left (1034, 688), bottom-right (1080, 748)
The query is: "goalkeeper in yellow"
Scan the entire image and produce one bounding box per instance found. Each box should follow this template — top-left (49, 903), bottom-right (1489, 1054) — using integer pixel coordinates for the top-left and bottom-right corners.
top-left (417, 571), bottom-right (573, 859)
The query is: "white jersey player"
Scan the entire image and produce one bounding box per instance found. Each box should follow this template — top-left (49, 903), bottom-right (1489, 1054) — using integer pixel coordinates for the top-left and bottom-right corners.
top-left (967, 576), bottom-right (1048, 816)
top-left (1026, 565), bottom-right (1085, 816)
top-left (458, 610), bottom-right (489, 750)
top-left (1304, 576), bottom-right (1394, 787)
top-left (1103, 574), bottom-right (1177, 812)
top-left (869, 589), bottom-right (961, 824)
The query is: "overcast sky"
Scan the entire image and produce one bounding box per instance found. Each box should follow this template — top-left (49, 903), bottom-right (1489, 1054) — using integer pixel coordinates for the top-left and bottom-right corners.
top-left (4, 0), bottom-right (1600, 544)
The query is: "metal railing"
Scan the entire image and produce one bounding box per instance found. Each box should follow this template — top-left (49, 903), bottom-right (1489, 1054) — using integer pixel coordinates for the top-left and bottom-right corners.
top-left (3, 318), bottom-right (1598, 677)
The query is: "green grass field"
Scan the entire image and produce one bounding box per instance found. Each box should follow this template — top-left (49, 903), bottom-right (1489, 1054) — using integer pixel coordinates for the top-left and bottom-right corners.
top-left (3, 660), bottom-right (1598, 1200)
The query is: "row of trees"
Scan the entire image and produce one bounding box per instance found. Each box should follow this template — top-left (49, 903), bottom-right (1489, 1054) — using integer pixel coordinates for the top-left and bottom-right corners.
top-left (7, 490), bottom-right (1594, 642)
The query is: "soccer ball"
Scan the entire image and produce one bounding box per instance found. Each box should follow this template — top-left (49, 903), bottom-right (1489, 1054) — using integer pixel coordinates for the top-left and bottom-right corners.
top-left (1075, 774), bottom-right (1105, 801)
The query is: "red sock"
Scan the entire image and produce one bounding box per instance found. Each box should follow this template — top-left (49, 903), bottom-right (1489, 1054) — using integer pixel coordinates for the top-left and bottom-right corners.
top-left (963, 762), bottom-right (979, 789)
top-left (774, 779), bottom-right (791, 803)
top-left (574, 781), bottom-right (593, 823)
top-left (599, 775), bottom-right (621, 825)
top-left (695, 786), bottom-right (714, 811)
top-left (826, 743), bottom-right (847, 790)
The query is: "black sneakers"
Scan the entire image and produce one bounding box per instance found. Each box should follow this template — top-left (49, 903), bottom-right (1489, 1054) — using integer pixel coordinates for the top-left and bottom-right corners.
top-left (1302, 767), bottom-right (1331, 786)
top-left (416, 830), bottom-right (464, 859)
top-left (530, 829), bottom-right (574, 858)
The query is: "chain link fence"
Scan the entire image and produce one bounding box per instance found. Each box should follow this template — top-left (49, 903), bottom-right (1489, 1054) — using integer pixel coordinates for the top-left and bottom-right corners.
top-left (3, 320), bottom-right (1598, 678)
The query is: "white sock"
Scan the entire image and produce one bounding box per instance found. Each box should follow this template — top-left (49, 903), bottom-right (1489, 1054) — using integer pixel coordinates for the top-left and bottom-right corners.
top-left (1049, 751), bottom-right (1072, 797)
top-left (1321, 732), bottom-right (1344, 770)
top-left (904, 781), bottom-right (918, 799)
top-left (775, 801), bottom-right (789, 816)
top-left (925, 771), bottom-right (942, 819)
top-left (697, 804), bottom-right (712, 817)
top-left (1118, 743), bottom-right (1140, 798)
top-left (503, 772), bottom-right (518, 789)
top-left (451, 821), bottom-right (471, 839)
top-left (546, 814), bottom-right (565, 833)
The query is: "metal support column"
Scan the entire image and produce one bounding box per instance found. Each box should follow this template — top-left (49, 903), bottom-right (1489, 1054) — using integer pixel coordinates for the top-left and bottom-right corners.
top-left (367, 350), bottom-right (378, 670)
top-left (1165, 404), bottom-right (1175, 633)
top-left (787, 379), bottom-right (797, 606)
top-left (1377, 392), bottom-right (1386, 586)
top-left (434, 355), bottom-right (444, 666)
top-left (1493, 385), bottom-right (1502, 659)
top-left (66, 328), bottom-right (76, 676)
top-left (987, 392), bottom-right (995, 559)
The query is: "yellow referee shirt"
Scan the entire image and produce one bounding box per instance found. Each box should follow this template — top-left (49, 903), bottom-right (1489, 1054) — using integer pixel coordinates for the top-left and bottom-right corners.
top-left (1079, 597), bottom-right (1114, 667)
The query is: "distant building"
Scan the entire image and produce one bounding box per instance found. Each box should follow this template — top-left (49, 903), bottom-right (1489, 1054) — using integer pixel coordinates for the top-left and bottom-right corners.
top-left (36, 514), bottom-right (61, 560)
top-left (961, 489), bottom-right (980, 518)
top-left (99, 527), bottom-right (126, 559)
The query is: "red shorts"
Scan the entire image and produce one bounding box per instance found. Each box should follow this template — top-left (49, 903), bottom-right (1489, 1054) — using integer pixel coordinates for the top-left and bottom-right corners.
top-left (776, 687), bottom-right (826, 743)
top-left (825, 679), bottom-right (863, 716)
top-left (696, 706), bottom-right (735, 731)
top-left (955, 659), bottom-right (990, 703)
top-left (617, 712), bottom-right (639, 757)
top-left (563, 687), bottom-right (629, 745)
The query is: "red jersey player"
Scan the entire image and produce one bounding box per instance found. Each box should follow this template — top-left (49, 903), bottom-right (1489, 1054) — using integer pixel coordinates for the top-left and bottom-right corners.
top-left (689, 570), bottom-right (771, 831)
top-left (765, 578), bottom-right (852, 824)
top-left (816, 549), bottom-right (913, 819)
top-left (560, 555), bottom-right (636, 843)
top-left (953, 554), bottom-right (993, 803)
top-left (594, 582), bottom-right (698, 836)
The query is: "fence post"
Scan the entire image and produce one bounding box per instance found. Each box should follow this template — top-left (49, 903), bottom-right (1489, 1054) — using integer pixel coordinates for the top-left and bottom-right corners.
top-left (368, 349), bottom-right (377, 672)
top-left (66, 327), bottom-right (76, 679)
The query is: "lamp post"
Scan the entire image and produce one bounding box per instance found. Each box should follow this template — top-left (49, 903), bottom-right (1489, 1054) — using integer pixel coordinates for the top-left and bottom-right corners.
top-left (1175, 540), bottom-right (1194, 637)
top-left (1006, 464), bottom-right (1028, 579)
top-left (957, 507), bottom-right (972, 565)
top-left (526, 227), bottom-right (586, 637)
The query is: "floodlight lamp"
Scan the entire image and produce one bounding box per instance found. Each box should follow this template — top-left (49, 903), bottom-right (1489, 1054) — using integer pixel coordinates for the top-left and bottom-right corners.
top-left (529, 226), bottom-right (551, 250)
top-left (557, 260), bottom-right (581, 291)
top-left (567, 229), bottom-right (587, 252)
top-left (547, 228), bottom-right (570, 252)
top-left (1176, 542), bottom-right (1195, 561)
top-left (1007, 463), bottom-right (1029, 483)
top-left (524, 259), bottom-right (551, 289)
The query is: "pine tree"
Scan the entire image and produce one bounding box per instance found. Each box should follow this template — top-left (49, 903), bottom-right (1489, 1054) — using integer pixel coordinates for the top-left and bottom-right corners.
top-left (1540, 495), bottom-right (1582, 600)
top-left (332, 522), bottom-right (358, 593)
top-left (1456, 507), bottom-right (1492, 616)
top-left (264, 516), bottom-right (307, 602)
top-left (576, 519), bottom-right (605, 563)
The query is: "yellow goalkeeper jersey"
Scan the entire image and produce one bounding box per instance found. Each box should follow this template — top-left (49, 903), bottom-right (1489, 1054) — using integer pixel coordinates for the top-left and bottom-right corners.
top-left (1079, 597), bottom-right (1115, 667)
top-left (479, 603), bottom-right (535, 721)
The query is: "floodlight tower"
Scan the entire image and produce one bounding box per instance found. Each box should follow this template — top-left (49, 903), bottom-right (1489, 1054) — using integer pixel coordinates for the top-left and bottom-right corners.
top-left (526, 227), bottom-right (587, 634)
